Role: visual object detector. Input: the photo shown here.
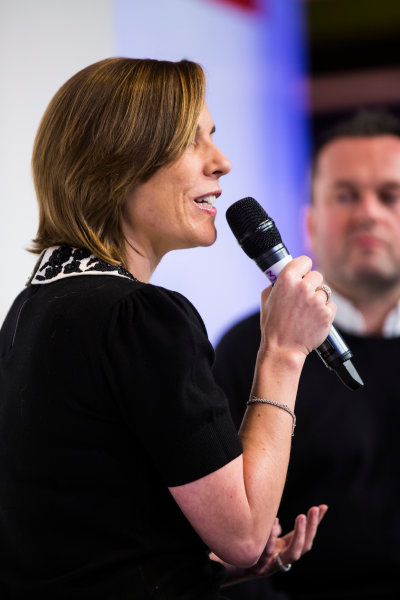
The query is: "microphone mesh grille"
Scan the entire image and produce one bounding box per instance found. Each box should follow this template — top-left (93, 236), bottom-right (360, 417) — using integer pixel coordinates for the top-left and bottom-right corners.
top-left (226, 197), bottom-right (282, 256)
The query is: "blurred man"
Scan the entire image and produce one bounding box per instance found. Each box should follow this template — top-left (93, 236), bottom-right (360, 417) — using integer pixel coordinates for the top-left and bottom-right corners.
top-left (214, 110), bottom-right (400, 599)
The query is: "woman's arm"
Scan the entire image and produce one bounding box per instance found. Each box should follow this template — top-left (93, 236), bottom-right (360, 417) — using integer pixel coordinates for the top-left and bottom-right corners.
top-left (169, 257), bottom-right (335, 567)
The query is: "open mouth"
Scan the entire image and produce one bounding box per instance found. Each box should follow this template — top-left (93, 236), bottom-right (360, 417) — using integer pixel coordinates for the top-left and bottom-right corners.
top-left (194, 194), bottom-right (217, 208)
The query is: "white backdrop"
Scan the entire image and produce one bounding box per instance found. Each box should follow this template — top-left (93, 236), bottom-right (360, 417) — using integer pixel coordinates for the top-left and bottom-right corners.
top-left (0, 0), bottom-right (309, 344)
top-left (0, 0), bottom-right (114, 329)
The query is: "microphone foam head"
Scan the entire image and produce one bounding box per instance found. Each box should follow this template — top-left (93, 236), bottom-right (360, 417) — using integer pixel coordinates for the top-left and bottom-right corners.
top-left (226, 197), bottom-right (282, 258)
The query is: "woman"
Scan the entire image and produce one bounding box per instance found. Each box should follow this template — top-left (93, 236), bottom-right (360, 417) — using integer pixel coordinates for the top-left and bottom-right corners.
top-left (0, 58), bottom-right (335, 599)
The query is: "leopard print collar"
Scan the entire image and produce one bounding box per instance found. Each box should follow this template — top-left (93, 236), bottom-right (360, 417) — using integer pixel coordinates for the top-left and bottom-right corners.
top-left (28, 246), bottom-right (136, 285)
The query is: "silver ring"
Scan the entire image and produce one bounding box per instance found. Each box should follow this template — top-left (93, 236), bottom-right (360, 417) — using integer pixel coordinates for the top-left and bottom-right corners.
top-left (274, 552), bottom-right (292, 572)
top-left (315, 284), bottom-right (331, 304)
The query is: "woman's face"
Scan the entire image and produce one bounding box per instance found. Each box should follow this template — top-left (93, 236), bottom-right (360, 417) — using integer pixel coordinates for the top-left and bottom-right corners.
top-left (122, 104), bottom-right (232, 262)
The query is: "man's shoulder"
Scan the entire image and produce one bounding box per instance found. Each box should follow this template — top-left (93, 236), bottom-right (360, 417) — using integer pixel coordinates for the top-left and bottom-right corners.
top-left (216, 311), bottom-right (261, 349)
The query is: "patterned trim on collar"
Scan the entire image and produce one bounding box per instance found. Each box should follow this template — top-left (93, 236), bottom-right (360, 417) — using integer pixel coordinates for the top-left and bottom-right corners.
top-left (28, 246), bottom-right (136, 285)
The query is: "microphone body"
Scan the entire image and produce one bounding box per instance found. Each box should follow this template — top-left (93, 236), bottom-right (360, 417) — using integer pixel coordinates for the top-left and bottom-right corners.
top-left (226, 197), bottom-right (363, 391)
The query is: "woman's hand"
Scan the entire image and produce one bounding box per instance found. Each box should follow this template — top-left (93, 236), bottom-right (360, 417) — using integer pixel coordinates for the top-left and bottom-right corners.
top-left (247, 504), bottom-right (328, 578)
top-left (216, 504), bottom-right (328, 586)
top-left (259, 256), bottom-right (336, 363)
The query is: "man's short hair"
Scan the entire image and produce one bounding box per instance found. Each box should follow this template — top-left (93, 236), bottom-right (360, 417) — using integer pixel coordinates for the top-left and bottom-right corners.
top-left (312, 108), bottom-right (400, 174)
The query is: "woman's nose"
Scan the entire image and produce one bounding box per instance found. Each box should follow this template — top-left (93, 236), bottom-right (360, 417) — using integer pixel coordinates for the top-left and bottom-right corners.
top-left (208, 145), bottom-right (232, 177)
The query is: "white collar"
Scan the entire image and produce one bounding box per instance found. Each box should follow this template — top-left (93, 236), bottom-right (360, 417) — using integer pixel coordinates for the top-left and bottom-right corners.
top-left (28, 246), bottom-right (136, 285)
top-left (331, 289), bottom-right (400, 338)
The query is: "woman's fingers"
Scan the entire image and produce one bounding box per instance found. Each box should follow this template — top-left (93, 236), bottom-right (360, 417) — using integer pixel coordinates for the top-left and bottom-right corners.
top-left (280, 504), bottom-right (328, 565)
top-left (281, 513), bottom-right (306, 563)
top-left (306, 504), bottom-right (328, 548)
top-left (248, 504), bottom-right (328, 578)
top-left (259, 256), bottom-right (336, 358)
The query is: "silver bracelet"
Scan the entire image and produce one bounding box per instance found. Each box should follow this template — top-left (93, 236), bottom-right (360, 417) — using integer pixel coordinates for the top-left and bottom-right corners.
top-left (247, 397), bottom-right (296, 436)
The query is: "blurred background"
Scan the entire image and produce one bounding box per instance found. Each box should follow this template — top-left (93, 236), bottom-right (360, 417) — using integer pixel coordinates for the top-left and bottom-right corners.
top-left (1, 0), bottom-right (400, 344)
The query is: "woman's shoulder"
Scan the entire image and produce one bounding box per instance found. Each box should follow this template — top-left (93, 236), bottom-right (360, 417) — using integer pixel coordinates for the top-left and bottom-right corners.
top-left (138, 283), bottom-right (201, 317)
top-left (25, 271), bottom-right (208, 344)
top-left (118, 282), bottom-right (207, 336)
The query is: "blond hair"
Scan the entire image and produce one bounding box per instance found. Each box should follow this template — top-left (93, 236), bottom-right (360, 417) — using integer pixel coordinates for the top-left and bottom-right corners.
top-left (31, 57), bottom-right (205, 266)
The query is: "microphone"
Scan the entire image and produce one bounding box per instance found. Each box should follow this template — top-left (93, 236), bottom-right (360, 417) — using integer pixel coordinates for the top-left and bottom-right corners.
top-left (226, 197), bottom-right (363, 391)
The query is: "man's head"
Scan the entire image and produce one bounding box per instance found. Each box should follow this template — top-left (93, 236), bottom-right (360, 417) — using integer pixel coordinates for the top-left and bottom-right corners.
top-left (307, 110), bottom-right (400, 302)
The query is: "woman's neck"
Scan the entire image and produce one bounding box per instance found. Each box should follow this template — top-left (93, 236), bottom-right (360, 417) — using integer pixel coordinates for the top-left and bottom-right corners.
top-left (123, 238), bottom-right (160, 283)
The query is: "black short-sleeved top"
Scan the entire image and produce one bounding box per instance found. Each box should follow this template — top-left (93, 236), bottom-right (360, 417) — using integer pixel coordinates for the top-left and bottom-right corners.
top-left (0, 247), bottom-right (242, 599)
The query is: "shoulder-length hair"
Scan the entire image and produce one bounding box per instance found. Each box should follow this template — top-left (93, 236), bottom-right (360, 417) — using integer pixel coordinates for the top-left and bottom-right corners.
top-left (31, 57), bottom-right (205, 266)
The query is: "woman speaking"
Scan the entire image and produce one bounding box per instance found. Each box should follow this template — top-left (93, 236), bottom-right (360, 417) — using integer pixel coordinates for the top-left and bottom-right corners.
top-left (0, 58), bottom-right (335, 598)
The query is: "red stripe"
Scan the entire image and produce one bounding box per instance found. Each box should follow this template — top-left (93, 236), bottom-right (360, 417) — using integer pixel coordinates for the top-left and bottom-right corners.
top-left (207, 0), bottom-right (262, 12)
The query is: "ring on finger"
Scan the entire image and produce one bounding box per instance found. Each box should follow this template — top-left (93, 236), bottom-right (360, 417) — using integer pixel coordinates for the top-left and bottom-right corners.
top-left (274, 552), bottom-right (292, 572)
top-left (315, 284), bottom-right (331, 304)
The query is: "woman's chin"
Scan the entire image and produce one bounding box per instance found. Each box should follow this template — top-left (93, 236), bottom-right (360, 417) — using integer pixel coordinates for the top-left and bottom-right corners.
top-left (199, 230), bottom-right (217, 248)
top-left (186, 225), bottom-right (217, 249)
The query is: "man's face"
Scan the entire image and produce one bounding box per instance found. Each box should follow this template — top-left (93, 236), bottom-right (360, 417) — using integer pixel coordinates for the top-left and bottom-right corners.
top-left (307, 136), bottom-right (400, 298)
